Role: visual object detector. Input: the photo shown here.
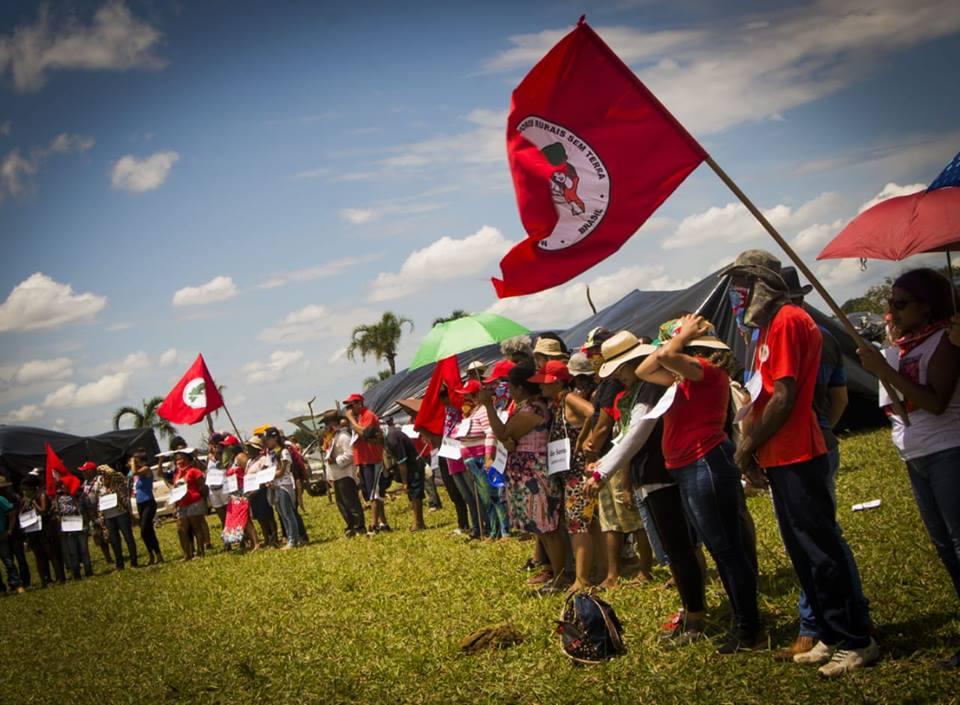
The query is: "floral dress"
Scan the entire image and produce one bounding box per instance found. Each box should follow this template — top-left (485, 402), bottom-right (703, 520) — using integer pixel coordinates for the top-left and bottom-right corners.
top-left (504, 398), bottom-right (562, 534)
top-left (549, 395), bottom-right (596, 534)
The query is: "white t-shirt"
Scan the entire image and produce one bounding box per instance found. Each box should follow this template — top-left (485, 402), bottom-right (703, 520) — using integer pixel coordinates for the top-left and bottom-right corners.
top-left (882, 329), bottom-right (960, 461)
top-left (266, 448), bottom-right (297, 499)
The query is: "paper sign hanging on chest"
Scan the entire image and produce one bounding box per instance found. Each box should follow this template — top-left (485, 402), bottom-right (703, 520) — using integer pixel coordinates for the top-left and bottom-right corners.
top-left (547, 438), bottom-right (571, 475)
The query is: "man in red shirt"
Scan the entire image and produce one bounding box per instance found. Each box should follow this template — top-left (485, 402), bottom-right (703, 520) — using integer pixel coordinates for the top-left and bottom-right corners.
top-left (725, 250), bottom-right (876, 678)
top-left (344, 393), bottom-right (390, 533)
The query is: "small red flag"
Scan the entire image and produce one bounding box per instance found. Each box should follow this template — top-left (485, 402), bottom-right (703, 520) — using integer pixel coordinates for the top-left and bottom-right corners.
top-left (493, 19), bottom-right (707, 298)
top-left (156, 353), bottom-right (224, 425)
top-left (46, 443), bottom-right (79, 497)
top-left (414, 356), bottom-right (463, 437)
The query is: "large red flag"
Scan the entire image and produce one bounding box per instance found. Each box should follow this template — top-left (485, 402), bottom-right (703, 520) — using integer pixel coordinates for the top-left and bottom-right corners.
top-left (493, 19), bottom-right (707, 298)
top-left (413, 356), bottom-right (463, 437)
top-left (156, 353), bottom-right (224, 425)
top-left (45, 443), bottom-right (80, 497)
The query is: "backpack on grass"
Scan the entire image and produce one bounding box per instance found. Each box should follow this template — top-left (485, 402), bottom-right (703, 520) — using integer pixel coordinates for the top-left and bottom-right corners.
top-left (556, 592), bottom-right (625, 664)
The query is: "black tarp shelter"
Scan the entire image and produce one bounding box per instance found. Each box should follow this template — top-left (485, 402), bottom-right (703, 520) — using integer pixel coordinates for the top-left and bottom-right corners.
top-left (0, 426), bottom-right (161, 481)
top-left (363, 271), bottom-right (884, 429)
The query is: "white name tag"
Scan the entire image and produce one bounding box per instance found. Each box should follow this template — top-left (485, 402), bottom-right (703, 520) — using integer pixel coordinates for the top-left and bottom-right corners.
top-left (257, 468), bottom-right (277, 486)
top-left (438, 436), bottom-right (462, 460)
top-left (18, 509), bottom-right (38, 529)
top-left (734, 372), bottom-right (764, 424)
top-left (61, 515), bottom-right (84, 532)
top-left (168, 485), bottom-right (188, 504)
top-left (23, 515), bottom-right (42, 533)
top-left (491, 441), bottom-right (509, 474)
top-left (206, 468), bottom-right (225, 486)
top-left (98, 493), bottom-right (118, 511)
top-left (222, 475), bottom-right (239, 494)
top-left (244, 474), bottom-right (261, 493)
top-left (547, 438), bottom-right (571, 475)
top-left (640, 384), bottom-right (678, 420)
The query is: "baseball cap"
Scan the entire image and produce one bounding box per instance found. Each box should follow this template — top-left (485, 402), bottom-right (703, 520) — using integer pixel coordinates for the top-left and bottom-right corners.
top-left (343, 393), bottom-right (364, 405)
top-left (528, 360), bottom-right (572, 384)
top-left (482, 360), bottom-right (516, 384)
top-left (454, 379), bottom-right (482, 396)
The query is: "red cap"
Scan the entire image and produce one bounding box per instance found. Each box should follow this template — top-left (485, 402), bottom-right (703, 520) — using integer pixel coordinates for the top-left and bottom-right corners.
top-left (454, 379), bottom-right (482, 396)
top-left (528, 360), bottom-right (572, 384)
top-left (78, 461), bottom-right (97, 471)
top-left (343, 393), bottom-right (364, 405)
top-left (482, 360), bottom-right (516, 384)
top-left (221, 434), bottom-right (240, 447)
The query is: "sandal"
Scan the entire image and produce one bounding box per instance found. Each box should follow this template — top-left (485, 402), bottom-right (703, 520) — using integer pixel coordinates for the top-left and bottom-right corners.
top-left (526, 569), bottom-right (554, 586)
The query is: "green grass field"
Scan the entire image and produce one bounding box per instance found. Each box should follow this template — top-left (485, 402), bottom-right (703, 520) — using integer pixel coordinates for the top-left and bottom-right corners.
top-left (2, 429), bottom-right (958, 705)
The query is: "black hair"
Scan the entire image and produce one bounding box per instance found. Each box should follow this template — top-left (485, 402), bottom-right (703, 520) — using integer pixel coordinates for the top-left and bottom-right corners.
top-left (169, 435), bottom-right (187, 452)
top-left (507, 366), bottom-right (540, 396)
top-left (893, 268), bottom-right (957, 322)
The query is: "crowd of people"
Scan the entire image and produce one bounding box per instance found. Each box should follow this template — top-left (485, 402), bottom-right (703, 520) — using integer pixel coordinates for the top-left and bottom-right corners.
top-left (1, 249), bottom-right (959, 679)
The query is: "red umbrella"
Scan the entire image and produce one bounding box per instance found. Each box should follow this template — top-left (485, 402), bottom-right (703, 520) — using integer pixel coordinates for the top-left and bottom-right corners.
top-left (817, 186), bottom-right (960, 261)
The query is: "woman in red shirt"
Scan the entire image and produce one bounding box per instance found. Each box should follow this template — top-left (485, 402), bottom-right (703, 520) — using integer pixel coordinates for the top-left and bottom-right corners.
top-left (636, 314), bottom-right (761, 655)
top-left (172, 450), bottom-right (208, 560)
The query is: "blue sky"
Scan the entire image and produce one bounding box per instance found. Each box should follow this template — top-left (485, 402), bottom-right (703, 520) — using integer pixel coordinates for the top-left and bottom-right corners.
top-left (1, 0), bottom-right (958, 442)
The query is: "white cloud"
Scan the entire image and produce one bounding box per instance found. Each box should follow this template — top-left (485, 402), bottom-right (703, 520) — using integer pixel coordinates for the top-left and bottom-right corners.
top-left (159, 348), bottom-right (178, 367)
top-left (9, 357), bottom-right (73, 385)
top-left (0, 272), bottom-right (107, 332)
top-left (339, 202), bottom-right (442, 225)
top-left (0, 1), bottom-right (165, 92)
top-left (793, 219), bottom-right (845, 255)
top-left (488, 264), bottom-right (692, 329)
top-left (1, 403), bottom-right (44, 423)
top-left (481, 1), bottom-right (960, 135)
top-left (244, 350), bottom-right (304, 384)
top-left (106, 321), bottom-right (131, 332)
top-left (285, 399), bottom-right (308, 414)
top-left (662, 192), bottom-right (842, 250)
top-left (92, 350), bottom-right (149, 376)
top-left (110, 150), bottom-right (178, 192)
top-left (857, 182), bottom-right (926, 213)
top-left (369, 226), bottom-right (515, 302)
top-left (256, 256), bottom-right (377, 289)
top-left (259, 304), bottom-right (380, 344)
top-left (328, 346), bottom-right (348, 364)
top-left (1, 132), bottom-right (94, 202)
top-left (43, 371), bottom-right (129, 408)
top-left (172, 275), bottom-right (237, 307)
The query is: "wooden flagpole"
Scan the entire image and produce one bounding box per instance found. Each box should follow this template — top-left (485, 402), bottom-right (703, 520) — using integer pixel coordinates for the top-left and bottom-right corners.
top-left (218, 400), bottom-right (247, 445)
top-left (704, 156), bottom-right (910, 424)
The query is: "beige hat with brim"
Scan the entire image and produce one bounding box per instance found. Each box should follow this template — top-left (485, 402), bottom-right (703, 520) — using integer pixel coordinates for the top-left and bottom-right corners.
top-left (598, 331), bottom-right (658, 379)
top-left (685, 335), bottom-right (730, 351)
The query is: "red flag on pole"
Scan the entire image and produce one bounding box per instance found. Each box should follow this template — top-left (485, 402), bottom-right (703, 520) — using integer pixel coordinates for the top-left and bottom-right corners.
top-left (156, 353), bottom-right (224, 425)
top-left (45, 442), bottom-right (79, 497)
top-left (413, 356), bottom-right (463, 437)
top-left (493, 18), bottom-right (707, 298)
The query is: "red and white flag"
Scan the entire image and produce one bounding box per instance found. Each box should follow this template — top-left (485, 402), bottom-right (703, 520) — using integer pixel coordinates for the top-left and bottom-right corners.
top-left (493, 18), bottom-right (706, 298)
top-left (46, 442), bottom-right (80, 497)
top-left (156, 353), bottom-right (224, 425)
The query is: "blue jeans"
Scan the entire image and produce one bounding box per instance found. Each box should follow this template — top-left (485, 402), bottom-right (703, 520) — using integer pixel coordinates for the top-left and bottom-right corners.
top-left (907, 445), bottom-right (960, 599)
top-left (0, 537), bottom-right (21, 590)
top-left (797, 445), bottom-right (870, 638)
top-left (672, 441), bottom-right (760, 635)
top-left (637, 497), bottom-right (669, 566)
top-left (464, 456), bottom-right (493, 536)
top-left (60, 531), bottom-right (93, 579)
top-left (767, 454), bottom-right (871, 649)
top-left (274, 488), bottom-right (303, 547)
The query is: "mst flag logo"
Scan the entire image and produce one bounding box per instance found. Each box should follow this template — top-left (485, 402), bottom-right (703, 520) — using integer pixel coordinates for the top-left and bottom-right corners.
top-left (516, 116), bottom-right (610, 251)
top-left (182, 378), bottom-right (207, 410)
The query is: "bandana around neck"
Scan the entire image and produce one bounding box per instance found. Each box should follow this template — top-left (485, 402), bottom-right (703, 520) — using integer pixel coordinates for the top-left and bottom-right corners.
top-left (894, 320), bottom-right (948, 358)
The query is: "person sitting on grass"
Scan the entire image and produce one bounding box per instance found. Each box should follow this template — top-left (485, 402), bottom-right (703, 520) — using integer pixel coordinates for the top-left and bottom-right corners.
top-left (637, 315), bottom-right (761, 655)
top-left (856, 266), bottom-right (960, 671)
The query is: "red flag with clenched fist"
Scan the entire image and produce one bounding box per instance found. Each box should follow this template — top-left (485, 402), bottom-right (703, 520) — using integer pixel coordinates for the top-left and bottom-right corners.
top-left (493, 18), bottom-right (706, 298)
top-left (157, 354), bottom-right (224, 425)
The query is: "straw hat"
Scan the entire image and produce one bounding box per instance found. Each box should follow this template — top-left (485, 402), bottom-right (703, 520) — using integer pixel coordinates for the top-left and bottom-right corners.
top-left (466, 360), bottom-right (487, 373)
top-left (395, 398), bottom-right (422, 417)
top-left (533, 337), bottom-right (566, 358)
top-left (598, 332), bottom-right (657, 378)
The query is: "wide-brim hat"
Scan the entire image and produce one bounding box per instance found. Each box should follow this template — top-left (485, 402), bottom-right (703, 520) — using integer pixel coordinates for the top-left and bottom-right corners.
top-left (781, 265), bottom-right (813, 298)
top-left (395, 398), bottom-right (422, 417)
top-left (466, 360), bottom-right (487, 372)
top-left (320, 408), bottom-right (342, 424)
top-left (598, 331), bottom-right (657, 378)
top-left (533, 337), bottom-right (566, 358)
top-left (245, 436), bottom-right (263, 449)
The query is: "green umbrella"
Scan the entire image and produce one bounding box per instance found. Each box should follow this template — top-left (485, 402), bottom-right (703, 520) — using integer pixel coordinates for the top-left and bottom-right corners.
top-left (408, 313), bottom-right (530, 370)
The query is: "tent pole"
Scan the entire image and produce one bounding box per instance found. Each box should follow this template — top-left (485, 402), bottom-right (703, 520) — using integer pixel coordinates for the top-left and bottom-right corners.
top-left (704, 155), bottom-right (910, 425)
top-left (306, 397), bottom-right (333, 504)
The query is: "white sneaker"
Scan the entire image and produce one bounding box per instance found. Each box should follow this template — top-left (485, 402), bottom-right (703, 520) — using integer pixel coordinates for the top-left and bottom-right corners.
top-left (794, 640), bottom-right (835, 665)
top-left (817, 639), bottom-right (879, 678)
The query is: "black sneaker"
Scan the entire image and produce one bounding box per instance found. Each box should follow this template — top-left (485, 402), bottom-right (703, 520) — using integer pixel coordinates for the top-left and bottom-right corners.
top-left (717, 628), bottom-right (765, 655)
top-left (378, 523), bottom-right (393, 533)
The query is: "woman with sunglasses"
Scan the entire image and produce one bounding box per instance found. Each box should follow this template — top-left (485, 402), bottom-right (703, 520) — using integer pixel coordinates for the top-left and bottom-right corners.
top-left (857, 268), bottom-right (960, 670)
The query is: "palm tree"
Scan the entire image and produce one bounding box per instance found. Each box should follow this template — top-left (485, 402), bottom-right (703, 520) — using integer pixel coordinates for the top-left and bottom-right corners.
top-left (432, 309), bottom-right (470, 327)
top-left (113, 396), bottom-right (177, 441)
top-left (347, 312), bottom-right (413, 375)
top-left (362, 369), bottom-right (392, 390)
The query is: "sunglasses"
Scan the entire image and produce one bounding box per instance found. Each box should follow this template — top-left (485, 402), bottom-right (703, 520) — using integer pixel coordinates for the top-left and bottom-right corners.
top-left (887, 297), bottom-right (912, 311)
